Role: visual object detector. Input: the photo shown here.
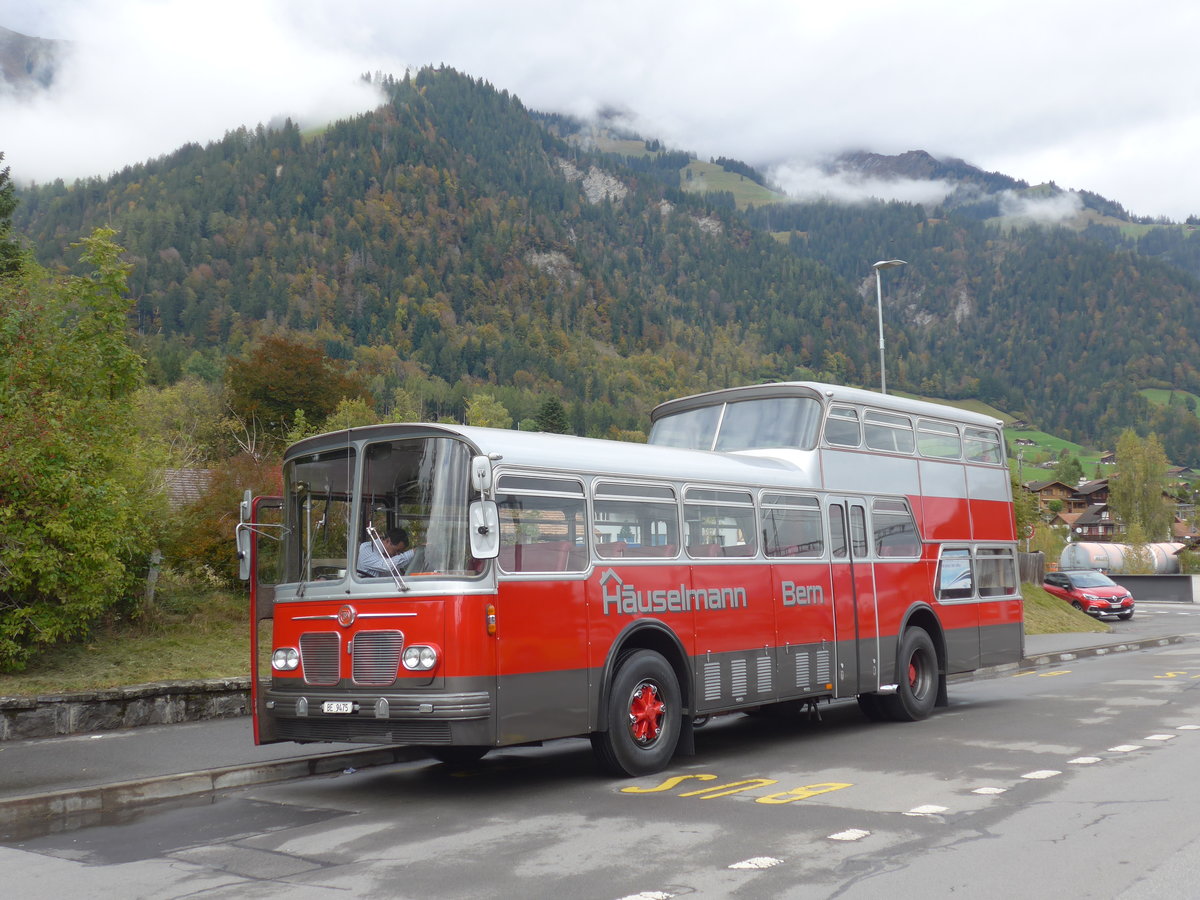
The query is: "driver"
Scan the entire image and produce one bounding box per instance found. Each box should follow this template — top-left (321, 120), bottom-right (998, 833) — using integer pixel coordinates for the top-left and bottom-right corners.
top-left (357, 527), bottom-right (414, 577)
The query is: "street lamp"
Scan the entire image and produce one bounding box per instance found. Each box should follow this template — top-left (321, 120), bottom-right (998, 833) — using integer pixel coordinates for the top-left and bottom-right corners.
top-left (871, 258), bottom-right (907, 394)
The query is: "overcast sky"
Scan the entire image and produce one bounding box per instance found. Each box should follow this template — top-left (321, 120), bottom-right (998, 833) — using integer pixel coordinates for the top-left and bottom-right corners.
top-left (2, 0), bottom-right (1198, 220)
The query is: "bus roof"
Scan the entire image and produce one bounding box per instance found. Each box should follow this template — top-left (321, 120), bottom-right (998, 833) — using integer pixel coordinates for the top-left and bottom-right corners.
top-left (649, 381), bottom-right (1003, 429)
top-left (285, 422), bottom-right (817, 491)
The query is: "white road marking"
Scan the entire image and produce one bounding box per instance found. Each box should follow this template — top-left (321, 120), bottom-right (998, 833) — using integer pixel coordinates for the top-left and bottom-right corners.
top-left (1144, 734), bottom-right (1176, 741)
top-left (828, 828), bottom-right (871, 841)
top-left (729, 857), bottom-right (782, 870)
top-left (1021, 770), bottom-right (1062, 779)
top-left (972, 787), bottom-right (1007, 795)
top-left (1068, 757), bottom-right (1101, 764)
top-left (905, 805), bottom-right (949, 816)
top-left (1108, 744), bottom-right (1141, 752)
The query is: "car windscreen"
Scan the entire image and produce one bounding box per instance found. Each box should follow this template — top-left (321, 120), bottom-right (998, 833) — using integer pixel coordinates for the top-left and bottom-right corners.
top-left (1070, 571), bottom-right (1117, 587)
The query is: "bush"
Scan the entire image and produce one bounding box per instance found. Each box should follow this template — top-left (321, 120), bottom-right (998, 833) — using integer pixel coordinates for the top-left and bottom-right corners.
top-left (0, 232), bottom-right (163, 671)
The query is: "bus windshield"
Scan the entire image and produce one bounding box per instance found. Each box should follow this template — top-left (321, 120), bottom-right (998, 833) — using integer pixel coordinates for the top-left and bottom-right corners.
top-left (279, 436), bottom-right (481, 583)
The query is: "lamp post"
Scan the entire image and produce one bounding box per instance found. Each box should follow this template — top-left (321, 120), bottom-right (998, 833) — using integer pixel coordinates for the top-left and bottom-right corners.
top-left (871, 258), bottom-right (907, 394)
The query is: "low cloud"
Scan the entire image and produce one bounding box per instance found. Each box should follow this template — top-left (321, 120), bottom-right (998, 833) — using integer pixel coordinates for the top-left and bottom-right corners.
top-left (769, 161), bottom-right (954, 208)
top-left (996, 189), bottom-right (1084, 223)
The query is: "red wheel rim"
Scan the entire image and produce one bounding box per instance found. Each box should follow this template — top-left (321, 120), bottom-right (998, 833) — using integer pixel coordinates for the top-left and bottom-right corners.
top-left (628, 681), bottom-right (665, 744)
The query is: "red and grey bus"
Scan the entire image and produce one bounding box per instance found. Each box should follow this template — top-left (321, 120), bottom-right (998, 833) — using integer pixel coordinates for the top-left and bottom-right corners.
top-left (237, 381), bottom-right (1022, 776)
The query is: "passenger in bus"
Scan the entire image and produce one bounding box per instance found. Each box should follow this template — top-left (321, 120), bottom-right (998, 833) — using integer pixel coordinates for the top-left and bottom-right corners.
top-left (358, 528), bottom-right (414, 577)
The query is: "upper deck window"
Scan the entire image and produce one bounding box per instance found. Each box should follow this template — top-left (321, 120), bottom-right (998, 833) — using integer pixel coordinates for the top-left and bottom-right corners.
top-left (864, 411), bottom-right (915, 453)
top-left (917, 419), bottom-right (962, 459)
top-left (964, 427), bottom-right (1003, 464)
top-left (824, 406), bottom-right (861, 447)
top-left (649, 396), bottom-right (821, 452)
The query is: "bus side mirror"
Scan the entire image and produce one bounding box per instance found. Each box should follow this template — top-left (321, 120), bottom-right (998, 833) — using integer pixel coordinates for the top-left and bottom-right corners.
top-left (236, 490), bottom-right (253, 581)
top-left (471, 455), bottom-right (493, 493)
top-left (469, 500), bottom-right (500, 559)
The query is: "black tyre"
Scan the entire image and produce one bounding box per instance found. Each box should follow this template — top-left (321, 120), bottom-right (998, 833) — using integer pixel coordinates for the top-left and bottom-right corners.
top-left (429, 746), bottom-right (489, 766)
top-left (882, 627), bottom-right (939, 722)
top-left (1117, 611), bottom-right (1134, 621)
top-left (1072, 601), bottom-right (1084, 611)
top-left (591, 649), bottom-right (681, 777)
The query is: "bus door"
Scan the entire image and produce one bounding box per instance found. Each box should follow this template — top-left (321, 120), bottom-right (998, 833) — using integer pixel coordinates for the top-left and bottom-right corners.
top-left (492, 475), bottom-right (591, 745)
top-left (828, 499), bottom-right (879, 697)
top-left (237, 492), bottom-right (283, 745)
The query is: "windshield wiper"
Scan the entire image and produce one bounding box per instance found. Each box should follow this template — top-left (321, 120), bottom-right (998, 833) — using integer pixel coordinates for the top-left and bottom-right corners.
top-left (366, 524), bottom-right (410, 592)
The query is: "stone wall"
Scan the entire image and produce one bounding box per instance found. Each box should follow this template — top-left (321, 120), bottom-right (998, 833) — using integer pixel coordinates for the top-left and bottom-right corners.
top-left (0, 678), bottom-right (250, 742)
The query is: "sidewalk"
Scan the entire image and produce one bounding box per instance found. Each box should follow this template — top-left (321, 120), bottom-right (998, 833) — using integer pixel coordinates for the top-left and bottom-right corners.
top-left (1, 628), bottom-right (1194, 836)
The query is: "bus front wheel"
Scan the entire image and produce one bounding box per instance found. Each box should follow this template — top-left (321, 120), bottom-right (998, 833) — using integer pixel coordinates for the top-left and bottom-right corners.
top-left (883, 627), bottom-right (938, 722)
top-left (592, 649), bottom-right (681, 777)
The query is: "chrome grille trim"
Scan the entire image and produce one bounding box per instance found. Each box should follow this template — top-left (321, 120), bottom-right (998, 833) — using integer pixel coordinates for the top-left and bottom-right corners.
top-left (352, 630), bottom-right (405, 686)
top-left (300, 632), bottom-right (340, 685)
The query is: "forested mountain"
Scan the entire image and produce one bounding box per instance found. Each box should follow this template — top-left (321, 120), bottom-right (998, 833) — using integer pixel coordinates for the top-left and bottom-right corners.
top-left (12, 67), bottom-right (1200, 462)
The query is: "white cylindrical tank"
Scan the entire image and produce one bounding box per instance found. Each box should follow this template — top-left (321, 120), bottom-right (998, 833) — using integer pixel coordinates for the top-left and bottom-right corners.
top-left (1059, 542), bottom-right (1184, 575)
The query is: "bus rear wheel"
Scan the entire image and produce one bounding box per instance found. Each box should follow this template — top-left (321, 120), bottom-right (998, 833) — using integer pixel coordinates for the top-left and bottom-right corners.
top-left (883, 627), bottom-right (938, 722)
top-left (592, 649), bottom-right (681, 777)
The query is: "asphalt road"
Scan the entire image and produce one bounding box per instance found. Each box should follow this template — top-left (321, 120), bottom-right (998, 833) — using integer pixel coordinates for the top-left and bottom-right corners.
top-left (4, 602), bottom-right (1200, 898)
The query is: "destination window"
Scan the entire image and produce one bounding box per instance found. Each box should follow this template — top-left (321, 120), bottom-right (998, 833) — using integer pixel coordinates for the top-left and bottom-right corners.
top-left (936, 548), bottom-right (974, 600)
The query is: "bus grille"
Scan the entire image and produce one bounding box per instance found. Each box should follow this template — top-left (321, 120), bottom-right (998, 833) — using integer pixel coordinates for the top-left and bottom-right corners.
top-left (703, 662), bottom-right (721, 701)
top-left (731, 659), bottom-right (748, 696)
top-left (352, 630), bottom-right (404, 685)
top-left (795, 653), bottom-right (811, 690)
top-left (815, 648), bottom-right (831, 684)
top-left (300, 632), bottom-right (340, 685)
top-left (756, 656), bottom-right (773, 693)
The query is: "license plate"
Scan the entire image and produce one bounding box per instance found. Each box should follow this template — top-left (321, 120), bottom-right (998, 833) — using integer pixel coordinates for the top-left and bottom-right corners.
top-left (322, 701), bottom-right (354, 714)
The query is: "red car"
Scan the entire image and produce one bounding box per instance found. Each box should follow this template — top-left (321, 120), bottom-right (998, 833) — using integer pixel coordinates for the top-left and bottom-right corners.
top-left (1043, 569), bottom-right (1135, 620)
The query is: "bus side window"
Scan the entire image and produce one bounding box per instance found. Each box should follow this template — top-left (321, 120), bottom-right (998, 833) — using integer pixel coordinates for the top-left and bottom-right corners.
top-left (592, 482), bottom-right (680, 559)
top-left (762, 493), bottom-right (823, 558)
top-left (872, 498), bottom-right (919, 557)
top-left (495, 475), bottom-right (587, 573)
top-left (684, 488), bottom-right (756, 558)
top-left (977, 547), bottom-right (1018, 596)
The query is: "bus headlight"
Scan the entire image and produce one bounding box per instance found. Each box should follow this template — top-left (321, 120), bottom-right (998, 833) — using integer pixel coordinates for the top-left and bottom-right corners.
top-left (402, 645), bottom-right (438, 671)
top-left (272, 647), bottom-right (300, 671)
